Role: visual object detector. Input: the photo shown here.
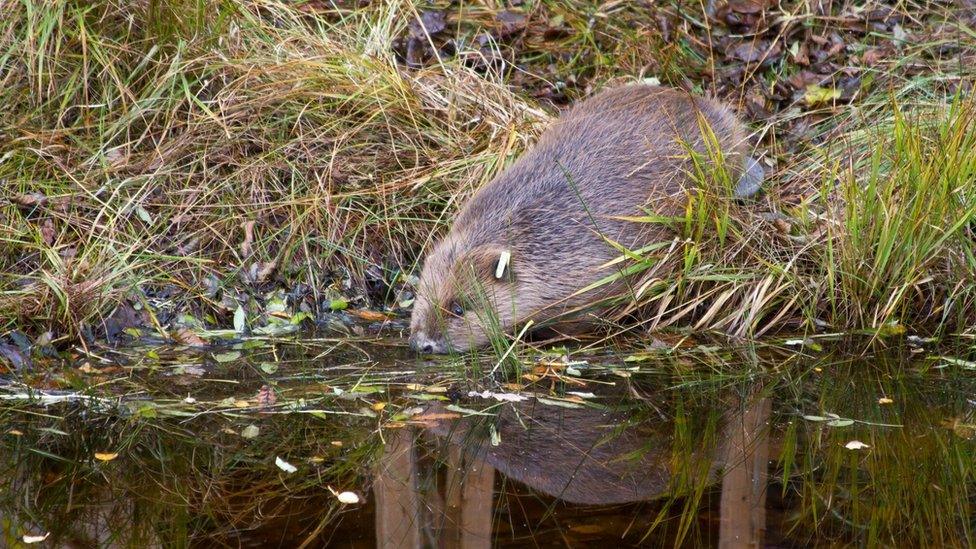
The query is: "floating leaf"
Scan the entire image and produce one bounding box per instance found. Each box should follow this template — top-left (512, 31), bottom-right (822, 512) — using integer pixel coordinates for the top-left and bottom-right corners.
top-left (94, 452), bottom-right (118, 462)
top-left (349, 309), bottom-right (389, 321)
top-left (467, 390), bottom-right (528, 402)
top-left (335, 491), bottom-right (360, 504)
top-left (445, 404), bottom-right (493, 416)
top-left (942, 357), bottom-right (976, 369)
top-left (252, 323), bottom-right (298, 336)
top-left (536, 397), bottom-right (583, 409)
top-left (213, 351), bottom-right (242, 363)
top-left (275, 456), bottom-right (297, 473)
top-left (233, 305), bottom-right (246, 333)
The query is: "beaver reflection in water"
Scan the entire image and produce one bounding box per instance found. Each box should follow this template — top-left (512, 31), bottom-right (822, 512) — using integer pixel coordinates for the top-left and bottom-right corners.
top-left (409, 84), bottom-right (763, 353)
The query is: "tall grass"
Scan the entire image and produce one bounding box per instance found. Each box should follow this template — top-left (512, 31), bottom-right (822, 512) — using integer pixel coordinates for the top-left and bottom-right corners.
top-left (1, 0), bottom-right (975, 346)
top-left (831, 98), bottom-right (976, 330)
top-left (0, 0), bottom-right (543, 339)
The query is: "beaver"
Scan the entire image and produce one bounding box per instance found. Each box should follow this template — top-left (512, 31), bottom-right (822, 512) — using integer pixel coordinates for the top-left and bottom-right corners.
top-left (409, 83), bottom-right (762, 353)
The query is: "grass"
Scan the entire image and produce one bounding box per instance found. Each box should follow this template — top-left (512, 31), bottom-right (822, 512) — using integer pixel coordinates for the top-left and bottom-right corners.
top-left (0, 0), bottom-right (975, 349)
top-left (0, 0), bottom-right (544, 341)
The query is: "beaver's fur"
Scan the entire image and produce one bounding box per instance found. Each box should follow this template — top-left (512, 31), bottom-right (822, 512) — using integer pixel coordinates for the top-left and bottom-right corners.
top-left (410, 84), bottom-right (757, 353)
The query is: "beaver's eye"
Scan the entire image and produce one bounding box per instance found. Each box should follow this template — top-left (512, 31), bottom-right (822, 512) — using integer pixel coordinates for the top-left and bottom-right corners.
top-left (450, 301), bottom-right (464, 317)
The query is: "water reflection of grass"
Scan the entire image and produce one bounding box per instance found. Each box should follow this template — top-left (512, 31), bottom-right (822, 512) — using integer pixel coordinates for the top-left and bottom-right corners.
top-left (777, 354), bottom-right (976, 546)
top-left (2, 0), bottom-right (975, 348)
top-left (2, 341), bottom-right (976, 545)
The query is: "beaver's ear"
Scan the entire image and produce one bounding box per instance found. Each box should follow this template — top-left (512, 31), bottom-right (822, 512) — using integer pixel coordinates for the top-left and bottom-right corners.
top-left (465, 246), bottom-right (514, 283)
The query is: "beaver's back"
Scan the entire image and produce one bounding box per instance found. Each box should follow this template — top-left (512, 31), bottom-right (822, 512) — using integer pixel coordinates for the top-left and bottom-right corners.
top-left (453, 84), bottom-right (747, 270)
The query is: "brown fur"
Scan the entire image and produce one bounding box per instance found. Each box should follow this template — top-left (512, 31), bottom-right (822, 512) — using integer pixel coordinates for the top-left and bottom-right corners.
top-left (409, 84), bottom-right (752, 353)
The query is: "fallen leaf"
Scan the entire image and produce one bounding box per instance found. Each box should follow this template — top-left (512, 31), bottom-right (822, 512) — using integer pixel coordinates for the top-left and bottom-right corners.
top-left (410, 412), bottom-right (461, 422)
top-left (878, 397), bottom-right (894, 405)
top-left (23, 533), bottom-right (50, 544)
top-left (349, 309), bottom-right (390, 321)
top-left (172, 328), bottom-right (207, 347)
top-left (467, 390), bottom-right (528, 402)
top-left (134, 205), bottom-right (153, 225)
top-left (861, 48), bottom-right (884, 65)
top-left (40, 218), bottom-right (55, 245)
top-left (496, 10), bottom-right (527, 37)
top-left (11, 192), bottom-right (47, 207)
top-left (334, 491), bottom-right (360, 504)
top-left (256, 385), bottom-right (276, 410)
top-left (275, 456), bottom-right (297, 474)
top-left (94, 452), bottom-right (119, 462)
top-left (804, 84), bottom-right (841, 106)
top-left (241, 425), bottom-right (260, 439)
top-left (725, 0), bottom-right (766, 14)
top-left (213, 351), bottom-right (242, 363)
top-left (234, 305), bottom-right (246, 333)
top-left (409, 10), bottom-right (446, 38)
top-left (536, 397), bottom-right (583, 409)
top-left (241, 220), bottom-right (255, 257)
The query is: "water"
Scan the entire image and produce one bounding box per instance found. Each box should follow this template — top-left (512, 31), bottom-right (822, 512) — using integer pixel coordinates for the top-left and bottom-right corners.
top-left (2, 335), bottom-right (975, 547)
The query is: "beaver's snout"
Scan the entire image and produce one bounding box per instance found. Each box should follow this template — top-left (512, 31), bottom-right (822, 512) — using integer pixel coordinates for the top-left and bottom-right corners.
top-left (409, 332), bottom-right (449, 354)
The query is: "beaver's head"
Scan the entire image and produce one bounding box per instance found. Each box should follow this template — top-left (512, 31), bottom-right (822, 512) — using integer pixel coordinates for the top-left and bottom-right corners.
top-left (409, 238), bottom-right (524, 354)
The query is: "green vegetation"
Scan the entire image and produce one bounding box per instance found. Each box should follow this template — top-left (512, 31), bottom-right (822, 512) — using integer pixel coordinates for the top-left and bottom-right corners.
top-left (1, 0), bottom-right (975, 348)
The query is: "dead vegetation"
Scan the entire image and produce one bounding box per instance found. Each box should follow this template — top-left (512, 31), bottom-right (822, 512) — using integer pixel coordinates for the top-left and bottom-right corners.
top-left (1, 0), bottom-right (975, 353)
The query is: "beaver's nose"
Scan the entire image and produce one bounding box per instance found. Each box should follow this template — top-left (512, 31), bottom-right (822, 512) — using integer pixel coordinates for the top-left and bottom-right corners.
top-left (409, 333), bottom-right (435, 354)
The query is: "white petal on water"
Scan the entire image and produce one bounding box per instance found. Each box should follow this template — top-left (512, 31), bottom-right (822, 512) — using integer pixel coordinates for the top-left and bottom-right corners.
top-left (275, 456), bottom-right (297, 473)
top-left (335, 491), bottom-right (360, 504)
top-left (845, 440), bottom-right (870, 450)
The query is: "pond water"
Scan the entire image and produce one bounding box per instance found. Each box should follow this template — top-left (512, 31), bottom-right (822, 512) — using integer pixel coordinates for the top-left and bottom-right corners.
top-left (1, 333), bottom-right (975, 547)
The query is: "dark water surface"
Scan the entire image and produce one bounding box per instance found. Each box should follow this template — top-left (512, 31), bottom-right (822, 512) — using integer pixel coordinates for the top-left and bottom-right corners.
top-left (2, 335), bottom-right (975, 547)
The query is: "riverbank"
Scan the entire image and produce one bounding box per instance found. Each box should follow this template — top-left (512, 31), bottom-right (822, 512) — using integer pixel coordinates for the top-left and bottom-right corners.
top-left (2, 0), bottom-right (975, 353)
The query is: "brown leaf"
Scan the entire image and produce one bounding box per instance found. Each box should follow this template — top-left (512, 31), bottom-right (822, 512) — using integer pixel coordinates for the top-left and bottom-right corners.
top-left (496, 10), bottom-right (527, 38)
top-left (11, 193), bottom-right (47, 207)
top-left (726, 0), bottom-right (766, 14)
top-left (730, 40), bottom-right (780, 64)
top-left (241, 220), bottom-right (255, 257)
top-left (409, 412), bottom-right (461, 423)
top-left (787, 70), bottom-right (823, 90)
top-left (40, 219), bottom-right (55, 246)
top-left (409, 10), bottom-right (446, 38)
top-left (256, 384), bottom-right (277, 411)
top-left (861, 48), bottom-right (885, 65)
top-left (171, 328), bottom-right (208, 347)
top-left (348, 309), bottom-right (390, 322)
